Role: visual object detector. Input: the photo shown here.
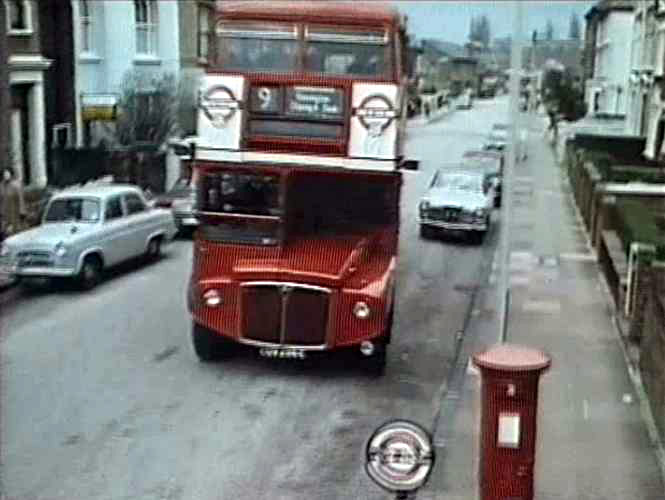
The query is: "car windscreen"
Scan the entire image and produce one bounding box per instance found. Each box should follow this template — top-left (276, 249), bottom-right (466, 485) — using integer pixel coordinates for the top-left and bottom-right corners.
top-left (434, 173), bottom-right (484, 193)
top-left (44, 198), bottom-right (101, 223)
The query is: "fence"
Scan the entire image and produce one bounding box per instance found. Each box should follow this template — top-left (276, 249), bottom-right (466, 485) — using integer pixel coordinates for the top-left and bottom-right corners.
top-left (639, 263), bottom-right (665, 444)
top-left (51, 147), bottom-right (166, 194)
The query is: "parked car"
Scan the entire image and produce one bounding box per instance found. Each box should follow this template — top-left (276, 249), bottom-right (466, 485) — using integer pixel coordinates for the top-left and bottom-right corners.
top-left (483, 123), bottom-right (527, 161)
top-left (0, 184), bottom-right (178, 290)
top-left (418, 167), bottom-right (495, 244)
top-left (461, 150), bottom-right (503, 208)
top-left (153, 177), bottom-right (198, 234)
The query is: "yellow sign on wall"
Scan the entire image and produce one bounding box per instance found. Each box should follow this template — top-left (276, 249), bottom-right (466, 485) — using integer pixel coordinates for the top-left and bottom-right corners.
top-left (81, 94), bottom-right (119, 122)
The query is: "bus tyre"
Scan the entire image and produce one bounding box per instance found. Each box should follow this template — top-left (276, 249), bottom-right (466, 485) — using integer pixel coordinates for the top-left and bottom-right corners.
top-left (191, 322), bottom-right (235, 362)
top-left (367, 344), bottom-right (387, 376)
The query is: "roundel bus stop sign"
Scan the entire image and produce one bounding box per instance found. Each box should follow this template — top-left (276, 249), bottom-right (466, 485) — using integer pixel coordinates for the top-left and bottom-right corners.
top-left (365, 420), bottom-right (435, 498)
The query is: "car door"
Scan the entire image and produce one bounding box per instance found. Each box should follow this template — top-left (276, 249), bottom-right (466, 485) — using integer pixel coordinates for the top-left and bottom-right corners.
top-left (122, 192), bottom-right (152, 257)
top-left (99, 195), bottom-right (129, 266)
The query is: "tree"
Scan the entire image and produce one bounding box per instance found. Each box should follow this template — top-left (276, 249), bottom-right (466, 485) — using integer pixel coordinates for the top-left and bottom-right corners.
top-left (468, 16), bottom-right (477, 43)
top-left (469, 14), bottom-right (490, 48)
top-left (478, 15), bottom-right (491, 48)
top-left (545, 19), bottom-right (555, 41)
top-left (569, 13), bottom-right (581, 40)
top-left (115, 70), bottom-right (183, 148)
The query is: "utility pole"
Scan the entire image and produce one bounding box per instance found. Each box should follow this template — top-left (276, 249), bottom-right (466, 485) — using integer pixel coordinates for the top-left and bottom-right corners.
top-left (499, 1), bottom-right (523, 343)
top-left (0, 1), bottom-right (8, 178)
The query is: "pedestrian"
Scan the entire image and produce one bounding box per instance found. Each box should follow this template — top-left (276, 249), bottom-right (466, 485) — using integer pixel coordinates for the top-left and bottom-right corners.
top-left (0, 166), bottom-right (26, 240)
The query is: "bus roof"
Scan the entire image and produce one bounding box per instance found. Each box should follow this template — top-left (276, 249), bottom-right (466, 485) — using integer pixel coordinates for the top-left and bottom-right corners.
top-left (217, 1), bottom-right (403, 26)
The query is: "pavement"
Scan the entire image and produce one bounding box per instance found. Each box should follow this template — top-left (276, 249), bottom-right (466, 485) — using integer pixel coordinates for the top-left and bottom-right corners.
top-left (428, 111), bottom-right (665, 499)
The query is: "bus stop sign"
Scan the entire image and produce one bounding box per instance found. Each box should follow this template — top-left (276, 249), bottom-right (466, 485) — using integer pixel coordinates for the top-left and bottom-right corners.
top-left (365, 420), bottom-right (435, 497)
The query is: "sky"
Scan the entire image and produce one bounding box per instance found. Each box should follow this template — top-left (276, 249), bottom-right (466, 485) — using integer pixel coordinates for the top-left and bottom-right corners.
top-left (390, 1), bottom-right (595, 44)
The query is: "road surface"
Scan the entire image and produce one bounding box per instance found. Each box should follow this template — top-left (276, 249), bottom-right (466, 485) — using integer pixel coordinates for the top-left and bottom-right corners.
top-left (1, 98), bottom-right (507, 500)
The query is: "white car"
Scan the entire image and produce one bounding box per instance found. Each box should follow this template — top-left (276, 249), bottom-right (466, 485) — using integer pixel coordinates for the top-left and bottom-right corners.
top-left (418, 168), bottom-right (495, 244)
top-left (0, 184), bottom-right (178, 290)
top-left (483, 123), bottom-right (528, 161)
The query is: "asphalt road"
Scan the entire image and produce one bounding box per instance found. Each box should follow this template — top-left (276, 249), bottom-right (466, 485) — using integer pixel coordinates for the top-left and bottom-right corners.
top-left (0, 98), bottom-right (507, 500)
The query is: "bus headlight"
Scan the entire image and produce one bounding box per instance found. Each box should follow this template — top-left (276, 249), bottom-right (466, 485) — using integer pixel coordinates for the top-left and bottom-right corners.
top-left (203, 289), bottom-right (223, 307)
top-left (353, 301), bottom-right (371, 320)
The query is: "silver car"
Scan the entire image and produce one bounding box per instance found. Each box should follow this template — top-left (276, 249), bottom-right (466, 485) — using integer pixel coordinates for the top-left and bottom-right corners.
top-left (483, 123), bottom-right (527, 161)
top-left (0, 184), bottom-right (178, 290)
top-left (418, 168), bottom-right (495, 244)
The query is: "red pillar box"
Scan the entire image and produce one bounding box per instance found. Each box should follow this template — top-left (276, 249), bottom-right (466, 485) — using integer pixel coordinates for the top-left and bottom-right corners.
top-left (472, 344), bottom-right (551, 500)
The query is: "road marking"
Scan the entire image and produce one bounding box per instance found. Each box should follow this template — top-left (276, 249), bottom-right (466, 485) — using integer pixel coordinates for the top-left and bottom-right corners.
top-left (522, 300), bottom-right (561, 313)
top-left (583, 399), bottom-right (589, 420)
top-left (510, 275), bottom-right (530, 287)
top-left (559, 252), bottom-right (596, 262)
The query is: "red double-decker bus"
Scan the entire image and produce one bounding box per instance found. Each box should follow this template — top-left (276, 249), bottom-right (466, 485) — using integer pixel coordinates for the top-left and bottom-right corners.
top-left (183, 1), bottom-right (418, 374)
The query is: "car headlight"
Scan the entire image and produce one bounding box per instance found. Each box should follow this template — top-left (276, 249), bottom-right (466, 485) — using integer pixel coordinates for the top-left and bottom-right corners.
top-left (54, 241), bottom-right (68, 257)
top-left (353, 301), bottom-right (371, 320)
top-left (0, 244), bottom-right (9, 257)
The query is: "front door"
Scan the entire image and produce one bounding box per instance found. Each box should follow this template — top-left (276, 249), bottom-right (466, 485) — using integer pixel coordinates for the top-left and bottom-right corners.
top-left (99, 195), bottom-right (130, 266)
top-left (122, 192), bottom-right (152, 257)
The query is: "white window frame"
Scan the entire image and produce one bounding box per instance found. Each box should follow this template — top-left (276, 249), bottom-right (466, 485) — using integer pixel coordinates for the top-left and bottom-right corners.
top-left (5, 0), bottom-right (33, 36)
top-left (79, 0), bottom-right (94, 55)
top-left (197, 4), bottom-right (211, 63)
top-left (135, 0), bottom-right (158, 56)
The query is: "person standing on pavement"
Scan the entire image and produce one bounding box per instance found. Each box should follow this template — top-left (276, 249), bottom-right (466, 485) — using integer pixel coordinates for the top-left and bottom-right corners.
top-left (0, 166), bottom-right (26, 240)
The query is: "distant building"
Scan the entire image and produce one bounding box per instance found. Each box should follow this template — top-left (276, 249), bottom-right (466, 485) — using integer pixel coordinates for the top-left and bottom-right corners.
top-left (6, 0), bottom-right (53, 189)
top-left (72, 0), bottom-right (182, 148)
top-left (583, 0), bottom-right (635, 117)
top-left (627, 0), bottom-right (665, 159)
top-left (39, 0), bottom-right (76, 184)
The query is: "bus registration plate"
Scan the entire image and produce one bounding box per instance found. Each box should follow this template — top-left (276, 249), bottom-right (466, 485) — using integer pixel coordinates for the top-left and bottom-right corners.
top-left (259, 347), bottom-right (307, 360)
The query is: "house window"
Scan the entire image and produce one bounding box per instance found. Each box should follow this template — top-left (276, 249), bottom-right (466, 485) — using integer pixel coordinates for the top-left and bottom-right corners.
top-left (135, 0), bottom-right (158, 56)
top-left (7, 0), bottom-right (32, 33)
top-left (80, 0), bottom-right (93, 53)
top-left (197, 5), bottom-right (210, 62)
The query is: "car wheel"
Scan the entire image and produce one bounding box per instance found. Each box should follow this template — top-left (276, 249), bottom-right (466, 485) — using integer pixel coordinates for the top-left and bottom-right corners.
top-left (420, 225), bottom-right (432, 239)
top-left (191, 322), bottom-right (236, 362)
top-left (78, 255), bottom-right (102, 290)
top-left (470, 231), bottom-right (485, 245)
top-left (146, 236), bottom-right (162, 261)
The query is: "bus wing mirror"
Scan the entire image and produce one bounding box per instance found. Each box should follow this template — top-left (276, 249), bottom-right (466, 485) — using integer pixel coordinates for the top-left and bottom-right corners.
top-left (401, 159), bottom-right (419, 171)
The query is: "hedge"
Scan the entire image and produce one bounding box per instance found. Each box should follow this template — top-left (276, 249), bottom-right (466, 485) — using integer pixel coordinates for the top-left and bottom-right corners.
top-left (615, 199), bottom-right (665, 261)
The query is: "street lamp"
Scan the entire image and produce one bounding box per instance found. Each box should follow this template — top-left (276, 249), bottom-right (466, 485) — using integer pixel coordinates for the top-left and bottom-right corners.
top-left (498, 0), bottom-right (524, 343)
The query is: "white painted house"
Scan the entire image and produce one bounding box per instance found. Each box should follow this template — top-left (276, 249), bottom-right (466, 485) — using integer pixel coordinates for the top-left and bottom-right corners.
top-left (584, 1), bottom-right (635, 117)
top-left (71, 0), bottom-right (181, 149)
